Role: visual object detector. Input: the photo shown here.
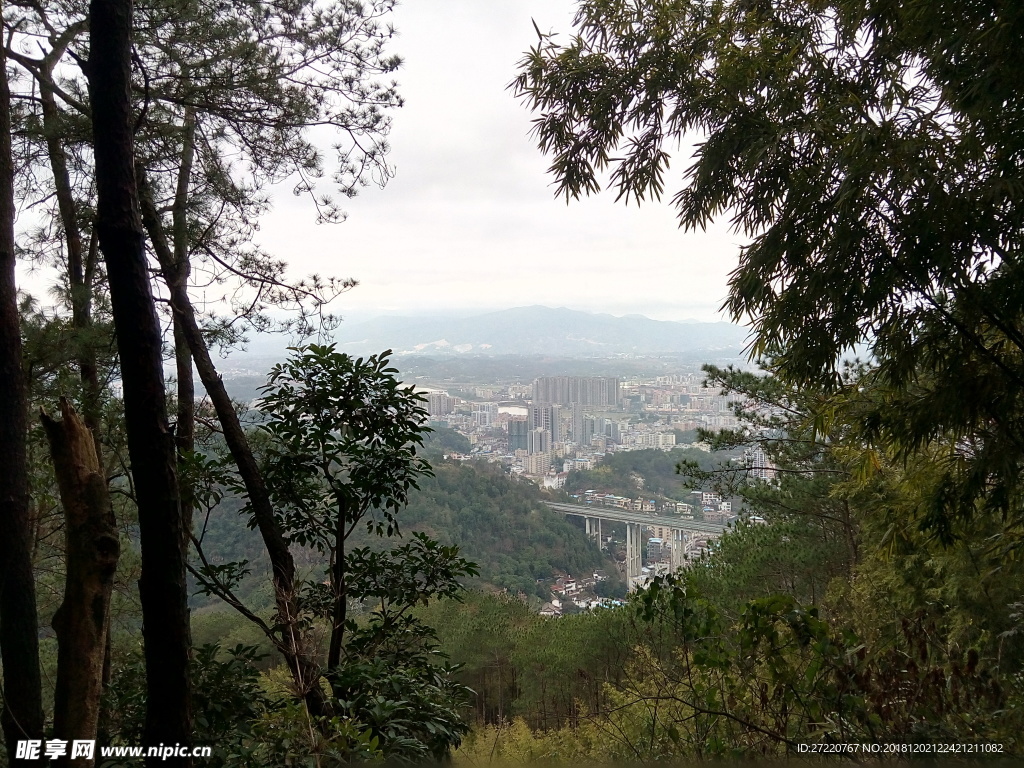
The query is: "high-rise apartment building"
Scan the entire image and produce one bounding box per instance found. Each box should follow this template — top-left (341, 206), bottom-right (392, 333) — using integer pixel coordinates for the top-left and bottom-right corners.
top-left (647, 538), bottom-right (664, 563)
top-left (508, 418), bottom-right (530, 452)
top-left (578, 415), bottom-right (599, 446)
top-left (528, 404), bottom-right (563, 442)
top-left (532, 376), bottom-right (620, 407)
top-left (744, 445), bottom-right (776, 481)
top-left (523, 452), bottom-right (551, 475)
top-left (472, 402), bottom-right (499, 427)
top-left (527, 428), bottom-right (551, 455)
top-left (427, 392), bottom-right (456, 418)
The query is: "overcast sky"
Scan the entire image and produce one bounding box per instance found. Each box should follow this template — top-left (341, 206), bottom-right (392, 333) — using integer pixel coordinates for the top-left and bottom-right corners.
top-left (256, 0), bottom-right (747, 325)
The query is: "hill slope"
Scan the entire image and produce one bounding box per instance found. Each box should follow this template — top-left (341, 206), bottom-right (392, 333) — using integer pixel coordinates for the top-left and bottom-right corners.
top-left (193, 458), bottom-right (617, 605)
top-left (398, 461), bottom-right (618, 598)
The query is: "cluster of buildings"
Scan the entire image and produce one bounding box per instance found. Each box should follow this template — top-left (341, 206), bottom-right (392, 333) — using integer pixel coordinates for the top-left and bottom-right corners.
top-left (539, 595), bottom-right (624, 618)
top-left (532, 376), bottom-right (620, 407)
top-left (692, 490), bottom-right (735, 524)
top-left (424, 376), bottom-right (687, 478)
top-left (420, 371), bottom-right (776, 488)
top-left (531, 572), bottom-right (619, 617)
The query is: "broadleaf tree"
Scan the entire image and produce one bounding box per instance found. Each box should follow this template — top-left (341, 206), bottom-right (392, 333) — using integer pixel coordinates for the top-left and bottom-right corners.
top-left (190, 345), bottom-right (478, 759)
top-left (256, 346), bottom-right (436, 670)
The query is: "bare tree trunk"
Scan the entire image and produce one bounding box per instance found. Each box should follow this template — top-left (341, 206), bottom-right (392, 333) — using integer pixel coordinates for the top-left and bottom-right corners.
top-left (87, 0), bottom-right (193, 762)
top-left (173, 317), bottom-right (194, 522)
top-left (0, 31), bottom-right (46, 768)
top-left (42, 399), bottom-right (120, 768)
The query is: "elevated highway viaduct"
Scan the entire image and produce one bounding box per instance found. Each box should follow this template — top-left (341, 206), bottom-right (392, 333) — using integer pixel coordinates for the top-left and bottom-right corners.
top-left (543, 501), bottom-right (726, 588)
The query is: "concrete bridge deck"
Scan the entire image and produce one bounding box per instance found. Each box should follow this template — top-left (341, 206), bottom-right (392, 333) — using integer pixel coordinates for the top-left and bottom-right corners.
top-left (543, 501), bottom-right (726, 535)
top-left (543, 501), bottom-right (726, 588)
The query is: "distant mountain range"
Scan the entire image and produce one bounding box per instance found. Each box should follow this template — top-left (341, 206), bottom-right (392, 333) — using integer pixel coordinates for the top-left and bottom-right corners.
top-left (330, 306), bottom-right (750, 358)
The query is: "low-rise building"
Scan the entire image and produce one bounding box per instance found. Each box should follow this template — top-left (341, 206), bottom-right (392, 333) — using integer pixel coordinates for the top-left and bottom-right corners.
top-left (542, 471), bottom-right (568, 489)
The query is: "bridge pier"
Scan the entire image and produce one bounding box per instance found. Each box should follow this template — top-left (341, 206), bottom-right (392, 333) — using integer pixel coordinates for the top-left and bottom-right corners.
top-left (670, 528), bottom-right (687, 570)
top-left (540, 501), bottom-right (725, 589)
top-left (625, 522), bottom-right (642, 590)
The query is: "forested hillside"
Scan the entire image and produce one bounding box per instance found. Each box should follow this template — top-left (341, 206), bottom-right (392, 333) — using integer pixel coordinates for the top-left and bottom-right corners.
top-left (194, 458), bottom-right (618, 607)
top-left (398, 462), bottom-right (616, 598)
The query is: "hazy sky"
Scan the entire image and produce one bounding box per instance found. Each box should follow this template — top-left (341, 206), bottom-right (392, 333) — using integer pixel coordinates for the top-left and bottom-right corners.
top-left (256, 0), bottom-right (747, 325)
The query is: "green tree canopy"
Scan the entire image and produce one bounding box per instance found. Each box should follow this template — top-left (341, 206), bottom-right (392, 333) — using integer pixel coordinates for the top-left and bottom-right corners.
top-left (514, 0), bottom-right (1024, 537)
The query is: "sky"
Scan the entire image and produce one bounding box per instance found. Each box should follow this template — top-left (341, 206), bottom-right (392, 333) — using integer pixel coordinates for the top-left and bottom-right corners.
top-left (255, 0), bottom-right (748, 325)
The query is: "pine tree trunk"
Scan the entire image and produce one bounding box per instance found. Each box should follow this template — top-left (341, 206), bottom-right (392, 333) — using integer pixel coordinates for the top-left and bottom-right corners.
top-left (87, 0), bottom-right (193, 761)
top-left (0, 31), bottom-right (46, 768)
top-left (40, 76), bottom-right (105, 448)
top-left (42, 399), bottom-right (120, 768)
top-left (136, 171), bottom-right (329, 717)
